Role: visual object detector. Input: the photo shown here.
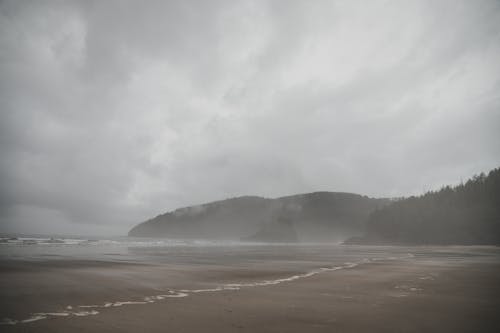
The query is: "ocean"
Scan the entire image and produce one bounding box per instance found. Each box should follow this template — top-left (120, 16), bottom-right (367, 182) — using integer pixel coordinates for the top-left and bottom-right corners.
top-left (1, 234), bottom-right (499, 328)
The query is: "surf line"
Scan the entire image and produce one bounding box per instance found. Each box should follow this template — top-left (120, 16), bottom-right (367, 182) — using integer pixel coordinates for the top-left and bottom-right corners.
top-left (0, 254), bottom-right (414, 325)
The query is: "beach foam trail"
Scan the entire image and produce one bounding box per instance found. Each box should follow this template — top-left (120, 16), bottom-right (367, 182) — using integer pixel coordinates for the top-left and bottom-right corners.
top-left (0, 236), bottom-right (283, 248)
top-left (0, 254), bottom-right (413, 326)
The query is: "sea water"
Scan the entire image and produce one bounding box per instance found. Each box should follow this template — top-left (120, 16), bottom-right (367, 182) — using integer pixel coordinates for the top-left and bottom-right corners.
top-left (1, 233), bottom-right (499, 326)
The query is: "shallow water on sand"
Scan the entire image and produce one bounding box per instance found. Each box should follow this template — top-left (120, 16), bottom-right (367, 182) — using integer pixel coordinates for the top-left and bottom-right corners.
top-left (1, 236), bottom-right (499, 326)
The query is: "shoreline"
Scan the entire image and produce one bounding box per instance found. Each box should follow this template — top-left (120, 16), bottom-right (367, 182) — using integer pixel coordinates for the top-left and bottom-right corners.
top-left (1, 246), bottom-right (499, 332)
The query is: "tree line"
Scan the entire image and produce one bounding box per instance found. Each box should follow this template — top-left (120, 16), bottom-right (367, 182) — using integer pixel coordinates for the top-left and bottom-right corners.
top-left (358, 167), bottom-right (500, 245)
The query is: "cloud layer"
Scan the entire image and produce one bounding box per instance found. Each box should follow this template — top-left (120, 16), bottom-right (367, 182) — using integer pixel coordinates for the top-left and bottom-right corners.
top-left (1, 0), bottom-right (500, 235)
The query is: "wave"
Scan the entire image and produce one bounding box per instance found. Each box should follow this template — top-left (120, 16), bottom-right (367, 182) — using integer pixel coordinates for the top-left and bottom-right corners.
top-left (0, 236), bottom-right (295, 248)
top-left (0, 254), bottom-right (414, 326)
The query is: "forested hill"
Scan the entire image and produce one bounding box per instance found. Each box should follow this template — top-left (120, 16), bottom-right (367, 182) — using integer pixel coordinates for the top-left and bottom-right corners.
top-left (128, 192), bottom-right (389, 242)
top-left (347, 167), bottom-right (500, 245)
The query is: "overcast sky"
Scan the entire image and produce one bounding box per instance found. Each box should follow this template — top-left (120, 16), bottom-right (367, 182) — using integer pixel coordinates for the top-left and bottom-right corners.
top-left (1, 0), bottom-right (500, 235)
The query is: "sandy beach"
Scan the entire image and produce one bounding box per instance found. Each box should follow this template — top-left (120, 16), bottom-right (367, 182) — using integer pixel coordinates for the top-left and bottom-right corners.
top-left (3, 0), bottom-right (500, 331)
top-left (0, 244), bottom-right (499, 332)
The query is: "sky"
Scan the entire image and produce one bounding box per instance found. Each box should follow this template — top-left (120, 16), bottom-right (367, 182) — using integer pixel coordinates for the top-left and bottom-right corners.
top-left (1, 0), bottom-right (500, 236)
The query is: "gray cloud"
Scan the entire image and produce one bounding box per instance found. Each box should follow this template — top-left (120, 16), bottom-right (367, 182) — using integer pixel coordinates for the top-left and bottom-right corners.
top-left (1, 0), bottom-right (500, 235)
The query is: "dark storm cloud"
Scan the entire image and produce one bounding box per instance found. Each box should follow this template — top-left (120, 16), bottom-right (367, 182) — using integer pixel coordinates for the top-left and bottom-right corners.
top-left (1, 0), bottom-right (499, 235)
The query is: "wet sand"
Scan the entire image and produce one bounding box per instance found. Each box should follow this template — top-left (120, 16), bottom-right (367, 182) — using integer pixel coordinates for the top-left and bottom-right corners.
top-left (1, 251), bottom-right (500, 333)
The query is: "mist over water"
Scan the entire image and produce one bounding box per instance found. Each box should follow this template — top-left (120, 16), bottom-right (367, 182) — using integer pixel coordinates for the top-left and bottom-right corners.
top-left (1, 1), bottom-right (500, 331)
top-left (1, 233), bottom-right (497, 266)
top-left (1, 232), bottom-right (500, 330)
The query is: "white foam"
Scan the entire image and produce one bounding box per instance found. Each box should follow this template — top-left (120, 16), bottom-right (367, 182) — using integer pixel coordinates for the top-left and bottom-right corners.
top-left (181, 287), bottom-right (227, 293)
top-left (419, 276), bottom-right (434, 280)
top-left (160, 292), bottom-right (189, 298)
top-left (2, 255), bottom-right (414, 326)
top-left (37, 312), bottom-right (70, 317)
top-left (112, 301), bottom-right (148, 307)
top-left (21, 315), bottom-right (47, 323)
top-left (72, 310), bottom-right (99, 316)
top-left (395, 285), bottom-right (422, 292)
top-left (78, 305), bottom-right (102, 308)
